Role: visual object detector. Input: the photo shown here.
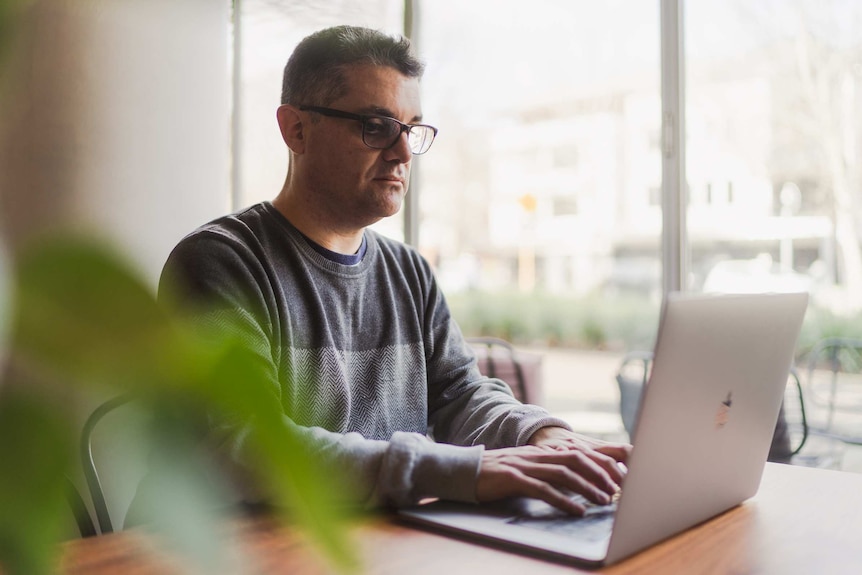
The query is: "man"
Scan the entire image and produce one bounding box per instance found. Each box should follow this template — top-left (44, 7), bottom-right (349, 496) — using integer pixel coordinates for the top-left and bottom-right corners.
top-left (161, 25), bottom-right (630, 515)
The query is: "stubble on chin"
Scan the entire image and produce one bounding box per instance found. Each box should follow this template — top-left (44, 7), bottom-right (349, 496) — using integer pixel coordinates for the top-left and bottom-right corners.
top-left (369, 179), bottom-right (407, 213)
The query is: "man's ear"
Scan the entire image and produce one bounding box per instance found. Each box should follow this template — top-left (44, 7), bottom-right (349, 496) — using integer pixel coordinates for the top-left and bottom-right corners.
top-left (276, 104), bottom-right (306, 154)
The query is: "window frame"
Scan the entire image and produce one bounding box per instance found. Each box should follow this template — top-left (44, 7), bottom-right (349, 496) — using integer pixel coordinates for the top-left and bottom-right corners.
top-left (230, 0), bottom-right (688, 297)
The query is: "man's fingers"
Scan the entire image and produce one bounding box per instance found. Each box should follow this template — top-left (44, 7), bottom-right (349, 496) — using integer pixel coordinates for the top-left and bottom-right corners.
top-left (515, 472), bottom-right (588, 515)
top-left (582, 449), bottom-right (627, 486)
top-left (530, 450), bottom-right (621, 496)
top-left (595, 443), bottom-right (632, 464)
top-left (534, 441), bottom-right (628, 486)
top-left (477, 465), bottom-right (588, 515)
top-left (478, 449), bottom-right (618, 507)
top-left (515, 460), bottom-right (612, 505)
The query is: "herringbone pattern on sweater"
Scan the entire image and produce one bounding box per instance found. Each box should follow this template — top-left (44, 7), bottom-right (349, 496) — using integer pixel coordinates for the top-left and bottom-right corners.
top-left (283, 343), bottom-right (428, 440)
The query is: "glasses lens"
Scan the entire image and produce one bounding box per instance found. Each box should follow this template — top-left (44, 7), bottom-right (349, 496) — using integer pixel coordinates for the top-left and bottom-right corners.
top-left (361, 115), bottom-right (436, 154)
top-left (362, 117), bottom-right (400, 149)
top-left (408, 126), bottom-right (436, 155)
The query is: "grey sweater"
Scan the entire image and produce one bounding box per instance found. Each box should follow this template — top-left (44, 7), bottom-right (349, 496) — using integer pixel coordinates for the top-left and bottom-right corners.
top-left (160, 202), bottom-right (571, 507)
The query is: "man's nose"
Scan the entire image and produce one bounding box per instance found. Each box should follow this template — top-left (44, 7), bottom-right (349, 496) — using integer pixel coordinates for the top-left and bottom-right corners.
top-left (382, 130), bottom-right (413, 163)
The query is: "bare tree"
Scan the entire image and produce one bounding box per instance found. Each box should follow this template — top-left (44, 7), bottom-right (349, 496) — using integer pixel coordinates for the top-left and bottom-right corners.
top-left (740, 1), bottom-right (862, 308)
top-left (790, 5), bottom-right (862, 308)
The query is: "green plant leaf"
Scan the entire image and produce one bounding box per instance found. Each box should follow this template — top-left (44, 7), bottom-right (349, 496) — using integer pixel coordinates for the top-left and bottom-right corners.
top-left (200, 340), bottom-right (361, 572)
top-left (0, 393), bottom-right (72, 575)
top-left (5, 235), bottom-right (358, 572)
top-left (11, 236), bottom-right (175, 391)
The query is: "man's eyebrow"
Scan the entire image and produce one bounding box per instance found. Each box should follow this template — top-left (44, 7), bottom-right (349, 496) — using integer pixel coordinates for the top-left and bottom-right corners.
top-left (361, 105), bottom-right (423, 123)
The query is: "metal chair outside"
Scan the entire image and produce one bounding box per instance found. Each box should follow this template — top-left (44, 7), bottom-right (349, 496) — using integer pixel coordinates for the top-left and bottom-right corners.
top-left (614, 351), bottom-right (812, 464)
top-left (804, 337), bottom-right (862, 447)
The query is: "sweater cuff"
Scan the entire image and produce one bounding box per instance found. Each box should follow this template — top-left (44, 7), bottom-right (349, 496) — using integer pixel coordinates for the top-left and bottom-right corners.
top-left (385, 432), bottom-right (484, 505)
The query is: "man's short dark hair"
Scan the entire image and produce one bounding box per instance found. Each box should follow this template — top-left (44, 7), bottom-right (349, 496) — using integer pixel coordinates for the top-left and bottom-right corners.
top-left (281, 25), bottom-right (424, 107)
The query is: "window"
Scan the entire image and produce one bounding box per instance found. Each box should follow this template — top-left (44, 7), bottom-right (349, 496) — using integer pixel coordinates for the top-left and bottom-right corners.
top-left (233, 0), bottom-right (661, 430)
top-left (232, 1), bottom-right (862, 433)
top-left (553, 145), bottom-right (580, 169)
top-left (235, 0), bottom-right (406, 238)
top-left (553, 197), bottom-right (579, 217)
top-left (686, 0), bottom-right (862, 310)
top-left (417, 0), bottom-right (662, 307)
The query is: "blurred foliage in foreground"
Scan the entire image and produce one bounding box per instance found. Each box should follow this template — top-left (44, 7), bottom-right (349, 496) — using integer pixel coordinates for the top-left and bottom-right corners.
top-left (448, 290), bottom-right (862, 358)
top-left (0, 236), bottom-right (358, 574)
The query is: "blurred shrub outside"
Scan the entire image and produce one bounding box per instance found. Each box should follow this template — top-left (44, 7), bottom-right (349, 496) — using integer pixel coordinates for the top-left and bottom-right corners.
top-left (448, 290), bottom-right (862, 360)
top-left (448, 291), bottom-right (660, 351)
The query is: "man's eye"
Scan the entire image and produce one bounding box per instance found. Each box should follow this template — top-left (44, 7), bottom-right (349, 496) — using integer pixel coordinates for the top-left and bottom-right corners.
top-left (365, 118), bottom-right (395, 136)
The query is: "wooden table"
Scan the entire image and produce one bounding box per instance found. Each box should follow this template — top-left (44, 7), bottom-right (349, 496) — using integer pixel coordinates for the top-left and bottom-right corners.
top-left (59, 463), bottom-right (862, 574)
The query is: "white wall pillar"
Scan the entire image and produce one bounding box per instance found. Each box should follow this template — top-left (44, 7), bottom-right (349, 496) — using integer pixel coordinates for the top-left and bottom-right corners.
top-left (1, 0), bottom-right (231, 287)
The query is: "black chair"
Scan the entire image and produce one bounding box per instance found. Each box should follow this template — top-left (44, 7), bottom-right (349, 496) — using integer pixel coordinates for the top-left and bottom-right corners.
top-left (466, 337), bottom-right (530, 403)
top-left (80, 394), bottom-right (135, 534)
top-left (615, 351), bottom-right (653, 437)
top-left (615, 351), bottom-right (808, 463)
top-left (771, 367), bottom-right (810, 463)
top-left (64, 475), bottom-right (97, 538)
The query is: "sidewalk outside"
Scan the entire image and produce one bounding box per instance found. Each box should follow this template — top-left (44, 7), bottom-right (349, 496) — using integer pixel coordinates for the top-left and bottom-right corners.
top-left (527, 346), bottom-right (862, 474)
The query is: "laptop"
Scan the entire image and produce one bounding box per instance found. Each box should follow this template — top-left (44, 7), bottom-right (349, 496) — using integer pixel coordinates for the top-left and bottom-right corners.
top-left (398, 292), bottom-right (809, 567)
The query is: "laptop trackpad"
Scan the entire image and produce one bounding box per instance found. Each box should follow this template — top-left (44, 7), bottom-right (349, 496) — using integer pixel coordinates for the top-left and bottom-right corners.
top-left (506, 497), bottom-right (617, 543)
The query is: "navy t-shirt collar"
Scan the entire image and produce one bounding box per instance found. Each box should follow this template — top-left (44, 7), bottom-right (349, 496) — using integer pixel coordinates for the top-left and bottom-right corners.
top-left (301, 232), bottom-right (367, 266)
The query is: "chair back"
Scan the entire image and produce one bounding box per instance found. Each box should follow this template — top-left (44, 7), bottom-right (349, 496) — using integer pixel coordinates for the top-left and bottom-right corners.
top-left (64, 475), bottom-right (97, 538)
top-left (805, 337), bottom-right (862, 446)
top-left (771, 368), bottom-right (807, 462)
top-left (614, 350), bottom-right (805, 462)
top-left (80, 394), bottom-right (143, 534)
top-left (614, 351), bottom-right (653, 436)
top-left (466, 337), bottom-right (543, 405)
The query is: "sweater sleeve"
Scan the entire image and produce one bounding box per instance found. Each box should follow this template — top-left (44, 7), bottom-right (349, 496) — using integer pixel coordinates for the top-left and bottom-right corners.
top-left (422, 280), bottom-right (573, 449)
top-left (160, 229), bottom-right (483, 508)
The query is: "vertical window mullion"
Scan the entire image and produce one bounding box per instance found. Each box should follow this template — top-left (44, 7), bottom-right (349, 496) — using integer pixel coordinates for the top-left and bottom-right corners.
top-left (660, 0), bottom-right (688, 294)
top-left (231, 0), bottom-right (243, 212)
top-left (403, 0), bottom-right (420, 247)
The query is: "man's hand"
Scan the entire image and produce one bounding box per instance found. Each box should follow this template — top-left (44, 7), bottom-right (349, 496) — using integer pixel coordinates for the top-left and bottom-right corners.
top-left (475, 427), bottom-right (632, 515)
top-left (528, 426), bottom-right (631, 464)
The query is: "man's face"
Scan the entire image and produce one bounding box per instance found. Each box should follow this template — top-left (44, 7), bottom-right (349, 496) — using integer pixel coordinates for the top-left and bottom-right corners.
top-left (300, 64), bottom-right (422, 230)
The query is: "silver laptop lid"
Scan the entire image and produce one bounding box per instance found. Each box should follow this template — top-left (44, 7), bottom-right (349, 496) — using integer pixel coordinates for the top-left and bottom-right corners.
top-left (605, 291), bottom-right (808, 564)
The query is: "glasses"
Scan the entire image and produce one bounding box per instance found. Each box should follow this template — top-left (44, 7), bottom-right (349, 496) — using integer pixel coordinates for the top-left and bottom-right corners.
top-left (299, 105), bottom-right (438, 155)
